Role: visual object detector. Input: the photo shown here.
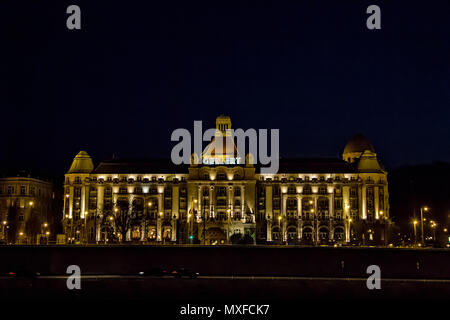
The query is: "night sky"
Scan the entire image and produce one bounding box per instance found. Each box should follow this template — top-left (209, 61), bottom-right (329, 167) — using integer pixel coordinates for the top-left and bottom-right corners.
top-left (4, 0), bottom-right (450, 177)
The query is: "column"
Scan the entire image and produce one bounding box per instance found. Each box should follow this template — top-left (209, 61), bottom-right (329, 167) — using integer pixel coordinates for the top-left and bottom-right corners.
top-left (241, 185), bottom-right (245, 219)
top-left (374, 185), bottom-right (379, 219)
top-left (343, 186), bottom-right (350, 242)
top-left (197, 185), bottom-right (202, 218)
top-left (282, 193), bottom-right (287, 241)
top-left (157, 192), bottom-right (163, 241)
top-left (209, 186), bottom-right (214, 218)
top-left (68, 186), bottom-right (74, 219)
top-left (329, 194), bottom-right (334, 240)
top-left (80, 182), bottom-right (86, 219)
top-left (314, 197), bottom-right (318, 244)
top-left (265, 184), bottom-right (272, 220)
top-left (297, 195), bottom-right (302, 240)
top-left (361, 184), bottom-right (367, 220)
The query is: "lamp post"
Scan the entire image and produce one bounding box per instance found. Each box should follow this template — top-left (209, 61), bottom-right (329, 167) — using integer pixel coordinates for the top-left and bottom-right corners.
top-left (413, 220), bottom-right (418, 246)
top-left (380, 210), bottom-right (387, 246)
top-left (431, 221), bottom-right (437, 242)
top-left (277, 215), bottom-right (282, 243)
top-left (348, 217), bottom-right (353, 244)
top-left (420, 206), bottom-right (428, 246)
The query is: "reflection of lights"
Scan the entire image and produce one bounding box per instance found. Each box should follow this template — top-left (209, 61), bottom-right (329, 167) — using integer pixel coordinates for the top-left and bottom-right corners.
top-left (278, 216), bottom-right (282, 220)
top-left (413, 220), bottom-right (418, 225)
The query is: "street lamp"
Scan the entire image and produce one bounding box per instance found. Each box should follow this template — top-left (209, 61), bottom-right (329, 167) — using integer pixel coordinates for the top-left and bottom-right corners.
top-left (348, 217), bottom-right (353, 243)
top-left (413, 220), bottom-right (418, 246)
top-left (420, 206), bottom-right (429, 246)
top-left (277, 215), bottom-right (282, 242)
top-left (431, 222), bottom-right (437, 241)
top-left (380, 211), bottom-right (387, 246)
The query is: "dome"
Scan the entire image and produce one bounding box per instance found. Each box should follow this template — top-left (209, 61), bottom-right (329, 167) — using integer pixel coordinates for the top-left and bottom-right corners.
top-left (356, 150), bottom-right (383, 172)
top-left (67, 151), bottom-right (94, 174)
top-left (343, 134), bottom-right (375, 154)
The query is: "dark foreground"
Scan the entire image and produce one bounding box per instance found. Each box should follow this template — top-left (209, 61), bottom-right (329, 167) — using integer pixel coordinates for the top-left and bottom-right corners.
top-left (1, 275), bottom-right (450, 301)
top-left (1, 246), bottom-right (449, 318)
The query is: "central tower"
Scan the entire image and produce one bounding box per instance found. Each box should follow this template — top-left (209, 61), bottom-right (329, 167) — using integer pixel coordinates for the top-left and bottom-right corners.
top-left (215, 115), bottom-right (232, 136)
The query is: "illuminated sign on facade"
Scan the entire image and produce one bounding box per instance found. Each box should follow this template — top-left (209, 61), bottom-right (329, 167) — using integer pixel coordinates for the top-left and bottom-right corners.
top-left (202, 157), bottom-right (242, 165)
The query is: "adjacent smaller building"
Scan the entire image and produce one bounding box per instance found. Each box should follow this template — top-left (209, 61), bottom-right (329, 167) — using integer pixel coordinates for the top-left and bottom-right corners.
top-left (0, 173), bottom-right (55, 244)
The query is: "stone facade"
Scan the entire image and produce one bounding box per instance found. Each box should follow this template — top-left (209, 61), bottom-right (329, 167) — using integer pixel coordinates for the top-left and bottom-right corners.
top-left (0, 175), bottom-right (54, 244)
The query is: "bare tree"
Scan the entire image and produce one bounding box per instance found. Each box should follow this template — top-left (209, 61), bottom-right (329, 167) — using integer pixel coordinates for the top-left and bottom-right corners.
top-left (113, 198), bottom-right (132, 242)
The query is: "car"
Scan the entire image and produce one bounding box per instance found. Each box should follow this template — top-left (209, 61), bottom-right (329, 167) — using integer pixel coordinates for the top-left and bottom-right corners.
top-left (137, 267), bottom-right (168, 277)
top-left (5, 268), bottom-right (40, 278)
top-left (171, 268), bottom-right (199, 279)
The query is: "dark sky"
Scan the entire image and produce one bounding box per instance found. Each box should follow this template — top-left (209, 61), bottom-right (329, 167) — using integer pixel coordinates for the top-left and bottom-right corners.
top-left (3, 0), bottom-right (450, 177)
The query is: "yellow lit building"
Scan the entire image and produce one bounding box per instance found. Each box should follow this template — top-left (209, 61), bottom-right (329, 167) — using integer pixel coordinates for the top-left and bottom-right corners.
top-left (0, 174), bottom-right (54, 244)
top-left (62, 116), bottom-right (389, 245)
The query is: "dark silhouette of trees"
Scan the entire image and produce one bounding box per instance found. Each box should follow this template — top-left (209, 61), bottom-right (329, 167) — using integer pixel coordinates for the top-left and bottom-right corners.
top-left (7, 204), bottom-right (19, 244)
top-left (25, 210), bottom-right (41, 244)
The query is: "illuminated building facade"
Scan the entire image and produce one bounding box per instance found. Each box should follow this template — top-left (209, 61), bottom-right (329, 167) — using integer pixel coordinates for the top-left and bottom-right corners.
top-left (0, 175), bottom-right (54, 244)
top-left (62, 116), bottom-right (390, 245)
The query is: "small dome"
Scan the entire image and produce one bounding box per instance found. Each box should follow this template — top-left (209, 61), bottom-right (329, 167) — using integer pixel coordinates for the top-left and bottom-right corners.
top-left (68, 151), bottom-right (94, 174)
top-left (343, 134), bottom-right (375, 154)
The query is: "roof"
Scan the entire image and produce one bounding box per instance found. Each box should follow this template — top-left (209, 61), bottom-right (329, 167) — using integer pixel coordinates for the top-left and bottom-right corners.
top-left (270, 158), bottom-right (358, 174)
top-left (92, 157), bottom-right (358, 175)
top-left (93, 158), bottom-right (189, 174)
